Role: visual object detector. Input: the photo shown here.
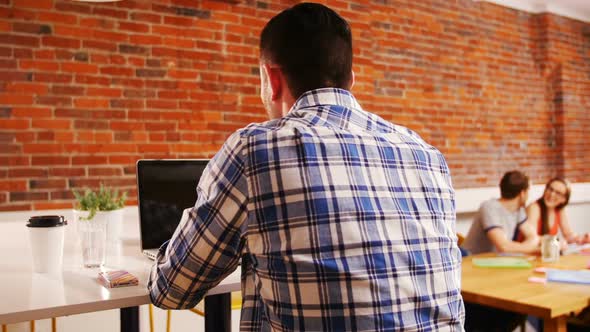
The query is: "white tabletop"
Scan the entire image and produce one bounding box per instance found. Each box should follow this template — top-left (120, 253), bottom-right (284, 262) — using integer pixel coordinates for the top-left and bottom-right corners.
top-left (0, 208), bottom-right (241, 325)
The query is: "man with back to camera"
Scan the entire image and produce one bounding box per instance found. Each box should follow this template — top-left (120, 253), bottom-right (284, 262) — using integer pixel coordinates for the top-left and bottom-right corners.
top-left (462, 170), bottom-right (539, 255)
top-left (148, 3), bottom-right (465, 331)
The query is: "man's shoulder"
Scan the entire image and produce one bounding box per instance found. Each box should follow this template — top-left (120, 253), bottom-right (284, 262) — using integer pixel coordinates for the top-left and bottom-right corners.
top-left (234, 119), bottom-right (284, 138)
top-left (479, 199), bottom-right (500, 212)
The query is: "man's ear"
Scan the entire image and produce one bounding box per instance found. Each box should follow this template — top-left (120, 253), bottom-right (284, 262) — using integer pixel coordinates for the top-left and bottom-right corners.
top-left (349, 70), bottom-right (355, 90)
top-left (263, 63), bottom-right (283, 101)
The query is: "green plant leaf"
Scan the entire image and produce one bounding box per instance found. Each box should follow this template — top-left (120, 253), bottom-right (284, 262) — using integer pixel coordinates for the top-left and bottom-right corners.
top-left (72, 184), bottom-right (127, 221)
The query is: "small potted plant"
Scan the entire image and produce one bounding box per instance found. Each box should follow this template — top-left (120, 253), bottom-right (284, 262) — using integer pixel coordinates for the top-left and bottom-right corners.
top-left (73, 185), bottom-right (127, 268)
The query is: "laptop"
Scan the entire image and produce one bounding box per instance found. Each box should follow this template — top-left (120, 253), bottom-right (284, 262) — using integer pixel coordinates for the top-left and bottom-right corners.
top-left (136, 159), bottom-right (209, 260)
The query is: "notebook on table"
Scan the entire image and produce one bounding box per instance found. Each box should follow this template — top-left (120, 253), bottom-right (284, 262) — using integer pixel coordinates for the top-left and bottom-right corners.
top-left (546, 269), bottom-right (590, 285)
top-left (472, 257), bottom-right (533, 269)
top-left (136, 159), bottom-right (209, 260)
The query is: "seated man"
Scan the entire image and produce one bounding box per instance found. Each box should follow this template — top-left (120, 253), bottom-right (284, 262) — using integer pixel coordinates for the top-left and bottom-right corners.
top-left (462, 170), bottom-right (539, 255)
top-left (462, 170), bottom-right (539, 332)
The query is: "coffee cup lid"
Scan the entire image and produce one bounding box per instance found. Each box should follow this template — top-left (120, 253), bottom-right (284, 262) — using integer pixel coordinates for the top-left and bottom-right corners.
top-left (27, 215), bottom-right (67, 227)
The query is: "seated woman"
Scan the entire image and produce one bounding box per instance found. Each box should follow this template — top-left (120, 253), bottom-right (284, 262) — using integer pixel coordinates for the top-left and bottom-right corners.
top-left (527, 177), bottom-right (590, 245)
top-left (526, 178), bottom-right (590, 332)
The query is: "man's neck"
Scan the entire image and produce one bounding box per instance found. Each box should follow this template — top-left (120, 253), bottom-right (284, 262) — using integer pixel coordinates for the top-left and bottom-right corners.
top-left (498, 198), bottom-right (521, 213)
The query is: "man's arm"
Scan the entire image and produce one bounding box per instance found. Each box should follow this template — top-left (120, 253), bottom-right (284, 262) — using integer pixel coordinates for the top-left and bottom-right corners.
top-left (481, 203), bottom-right (539, 254)
top-left (148, 133), bottom-right (248, 309)
top-left (487, 223), bottom-right (539, 254)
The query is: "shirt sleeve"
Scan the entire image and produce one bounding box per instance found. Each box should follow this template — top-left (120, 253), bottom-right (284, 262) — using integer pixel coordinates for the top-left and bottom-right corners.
top-left (148, 132), bottom-right (249, 309)
top-left (480, 201), bottom-right (502, 233)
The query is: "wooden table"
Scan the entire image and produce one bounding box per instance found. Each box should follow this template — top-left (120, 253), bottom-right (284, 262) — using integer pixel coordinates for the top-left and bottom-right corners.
top-left (0, 208), bottom-right (241, 331)
top-left (462, 253), bottom-right (590, 332)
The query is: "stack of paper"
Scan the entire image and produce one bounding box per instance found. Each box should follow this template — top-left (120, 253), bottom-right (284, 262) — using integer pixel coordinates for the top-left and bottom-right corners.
top-left (546, 269), bottom-right (590, 285)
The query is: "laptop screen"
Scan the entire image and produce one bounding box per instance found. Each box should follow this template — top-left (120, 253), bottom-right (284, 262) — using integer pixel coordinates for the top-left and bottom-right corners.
top-left (136, 159), bottom-right (209, 251)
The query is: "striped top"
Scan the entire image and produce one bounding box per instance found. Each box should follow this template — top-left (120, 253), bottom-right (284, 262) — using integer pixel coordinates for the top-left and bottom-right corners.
top-left (148, 88), bottom-right (465, 331)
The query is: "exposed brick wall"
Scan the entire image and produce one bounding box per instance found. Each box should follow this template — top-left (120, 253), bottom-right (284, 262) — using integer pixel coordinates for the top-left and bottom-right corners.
top-left (544, 14), bottom-right (590, 183)
top-left (0, 0), bottom-right (588, 211)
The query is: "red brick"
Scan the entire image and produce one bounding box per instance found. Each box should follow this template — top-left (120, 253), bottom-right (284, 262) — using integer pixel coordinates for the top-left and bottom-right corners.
top-left (29, 179), bottom-right (66, 190)
top-left (35, 96), bottom-right (72, 107)
top-left (10, 192), bottom-right (48, 202)
top-left (0, 180), bottom-right (27, 191)
top-left (12, 23), bottom-right (52, 35)
top-left (138, 144), bottom-right (169, 153)
top-left (86, 87), bottom-right (122, 98)
top-left (71, 155), bottom-right (108, 165)
top-left (0, 94), bottom-right (33, 105)
top-left (19, 60), bottom-right (59, 71)
top-left (32, 156), bottom-right (70, 166)
top-left (12, 107), bottom-right (52, 118)
top-left (34, 202), bottom-right (73, 210)
top-left (8, 168), bottom-right (47, 178)
top-left (0, 34), bottom-right (39, 47)
top-left (0, 22), bottom-right (10, 33)
top-left (0, 47), bottom-right (11, 57)
top-left (100, 66), bottom-right (134, 77)
top-left (31, 119), bottom-right (71, 130)
top-left (53, 25), bottom-right (93, 38)
top-left (37, 12), bottom-right (78, 25)
top-left (74, 119), bottom-right (108, 130)
top-left (0, 144), bottom-right (21, 153)
top-left (34, 73), bottom-right (72, 83)
top-left (129, 34), bottom-right (162, 45)
top-left (131, 12), bottom-right (161, 24)
top-left (48, 167), bottom-right (85, 177)
top-left (82, 40), bottom-right (117, 52)
top-left (0, 8), bottom-right (36, 20)
top-left (109, 99), bottom-right (143, 108)
top-left (93, 30), bottom-right (127, 43)
top-left (0, 156), bottom-right (29, 167)
top-left (147, 100), bottom-right (176, 109)
top-left (61, 62), bottom-right (98, 74)
top-left (13, 48), bottom-right (33, 59)
top-left (93, 7), bottom-right (128, 19)
top-left (14, 0), bottom-right (53, 10)
top-left (88, 167), bottom-right (123, 176)
top-left (42, 36), bottom-right (81, 49)
top-left (23, 143), bottom-right (62, 154)
top-left (75, 75), bottom-right (109, 86)
top-left (6, 82), bottom-right (48, 95)
top-left (108, 155), bottom-right (141, 165)
top-left (128, 57), bottom-right (144, 67)
top-left (50, 85), bottom-right (84, 96)
top-left (34, 49), bottom-right (55, 59)
top-left (53, 132), bottom-right (74, 142)
top-left (74, 98), bottom-right (109, 109)
top-left (118, 21), bottom-right (149, 33)
top-left (0, 204), bottom-right (32, 212)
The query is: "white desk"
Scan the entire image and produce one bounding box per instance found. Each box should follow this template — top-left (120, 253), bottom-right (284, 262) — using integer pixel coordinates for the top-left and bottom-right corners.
top-left (0, 208), bottom-right (241, 331)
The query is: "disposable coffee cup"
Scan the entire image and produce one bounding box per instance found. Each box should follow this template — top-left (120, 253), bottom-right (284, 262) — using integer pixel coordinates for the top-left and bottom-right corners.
top-left (27, 215), bottom-right (67, 274)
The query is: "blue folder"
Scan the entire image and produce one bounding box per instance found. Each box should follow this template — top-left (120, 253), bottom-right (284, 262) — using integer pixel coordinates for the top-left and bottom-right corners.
top-left (546, 269), bottom-right (590, 285)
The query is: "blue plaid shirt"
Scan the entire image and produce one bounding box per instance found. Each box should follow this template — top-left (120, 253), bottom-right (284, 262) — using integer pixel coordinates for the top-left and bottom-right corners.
top-left (149, 88), bottom-right (465, 331)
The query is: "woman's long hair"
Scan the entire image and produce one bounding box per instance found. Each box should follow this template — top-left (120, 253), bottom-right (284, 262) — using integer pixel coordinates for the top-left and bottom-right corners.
top-left (537, 177), bottom-right (571, 235)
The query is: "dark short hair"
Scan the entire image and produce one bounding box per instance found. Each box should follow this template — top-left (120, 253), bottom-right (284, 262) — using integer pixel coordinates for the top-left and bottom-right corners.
top-left (259, 3), bottom-right (353, 100)
top-left (499, 171), bottom-right (530, 199)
